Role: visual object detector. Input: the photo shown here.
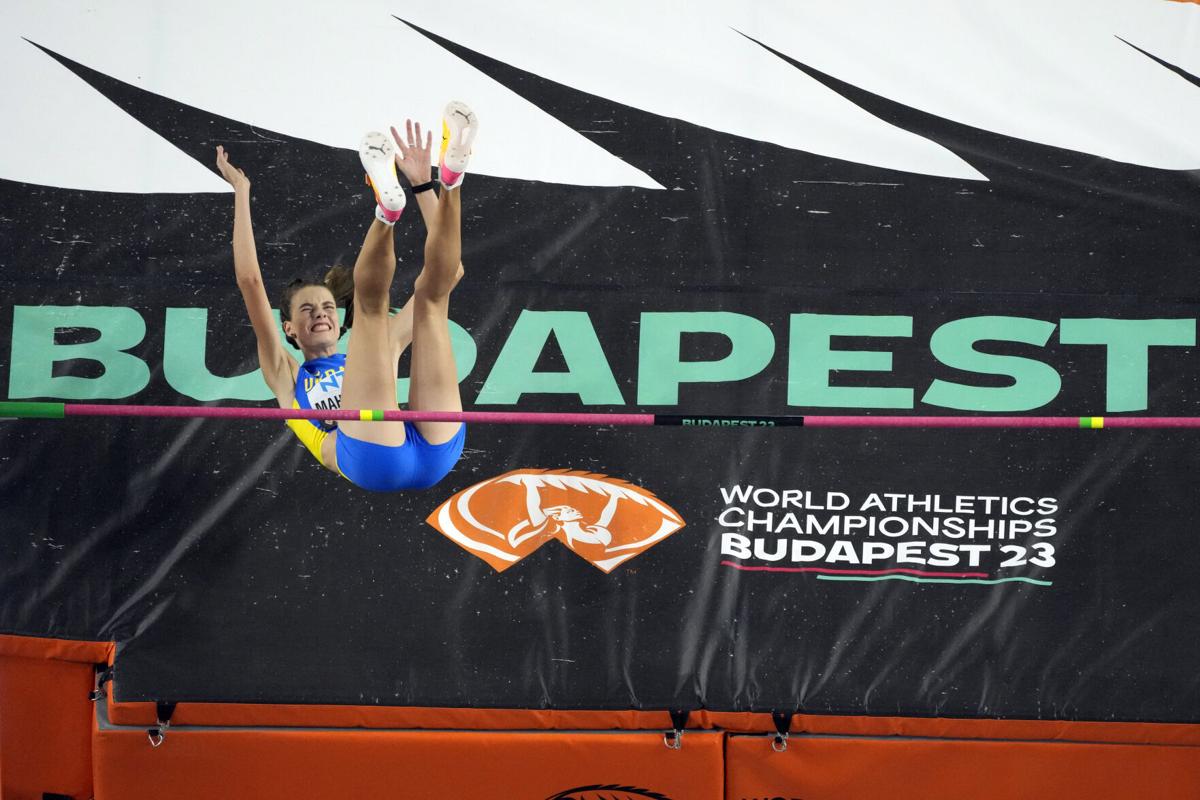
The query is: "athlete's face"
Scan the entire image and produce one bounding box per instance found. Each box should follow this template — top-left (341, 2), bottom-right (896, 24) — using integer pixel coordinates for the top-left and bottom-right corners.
top-left (285, 286), bottom-right (340, 351)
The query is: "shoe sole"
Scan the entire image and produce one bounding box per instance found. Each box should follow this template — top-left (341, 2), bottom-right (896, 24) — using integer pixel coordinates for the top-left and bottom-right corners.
top-left (359, 131), bottom-right (405, 213)
top-left (440, 101), bottom-right (478, 185)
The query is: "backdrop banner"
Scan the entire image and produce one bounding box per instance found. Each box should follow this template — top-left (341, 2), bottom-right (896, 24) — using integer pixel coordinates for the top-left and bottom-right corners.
top-left (1, 2), bottom-right (1198, 721)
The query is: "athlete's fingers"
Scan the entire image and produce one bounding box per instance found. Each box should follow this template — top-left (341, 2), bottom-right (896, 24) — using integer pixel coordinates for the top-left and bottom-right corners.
top-left (390, 126), bottom-right (410, 162)
top-left (407, 118), bottom-right (415, 145)
top-left (215, 148), bottom-right (238, 182)
top-left (425, 130), bottom-right (432, 152)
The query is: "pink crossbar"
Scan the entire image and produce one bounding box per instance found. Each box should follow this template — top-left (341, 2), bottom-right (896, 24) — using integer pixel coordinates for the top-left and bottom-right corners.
top-left (64, 405), bottom-right (656, 426)
top-left (48, 405), bottom-right (1200, 428)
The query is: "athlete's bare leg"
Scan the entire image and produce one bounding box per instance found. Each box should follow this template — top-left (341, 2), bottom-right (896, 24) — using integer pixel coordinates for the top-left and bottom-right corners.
top-left (408, 187), bottom-right (463, 444)
top-left (333, 218), bottom-right (408, 450)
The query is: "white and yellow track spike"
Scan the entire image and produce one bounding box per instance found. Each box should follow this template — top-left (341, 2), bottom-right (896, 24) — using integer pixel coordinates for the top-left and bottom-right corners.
top-left (439, 101), bottom-right (478, 190)
top-left (359, 131), bottom-right (405, 223)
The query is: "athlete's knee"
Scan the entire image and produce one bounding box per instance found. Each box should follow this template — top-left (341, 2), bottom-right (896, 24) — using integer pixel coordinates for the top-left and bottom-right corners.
top-left (414, 270), bottom-right (456, 305)
top-left (423, 231), bottom-right (460, 265)
top-left (353, 287), bottom-right (391, 316)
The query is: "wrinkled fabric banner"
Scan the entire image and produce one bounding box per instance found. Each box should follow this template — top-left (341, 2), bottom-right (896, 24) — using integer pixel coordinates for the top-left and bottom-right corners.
top-left (1, 2), bottom-right (1199, 720)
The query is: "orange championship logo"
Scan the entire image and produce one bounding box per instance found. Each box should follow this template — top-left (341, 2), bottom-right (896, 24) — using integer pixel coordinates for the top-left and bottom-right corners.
top-left (427, 470), bottom-right (686, 572)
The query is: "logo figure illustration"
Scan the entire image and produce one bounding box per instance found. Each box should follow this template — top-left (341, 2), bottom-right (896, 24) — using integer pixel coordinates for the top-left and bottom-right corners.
top-left (510, 475), bottom-right (618, 550)
top-left (428, 470), bottom-right (685, 572)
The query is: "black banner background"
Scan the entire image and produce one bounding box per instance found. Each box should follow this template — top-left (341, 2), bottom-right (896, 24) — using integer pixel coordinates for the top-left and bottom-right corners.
top-left (1, 29), bottom-right (1198, 721)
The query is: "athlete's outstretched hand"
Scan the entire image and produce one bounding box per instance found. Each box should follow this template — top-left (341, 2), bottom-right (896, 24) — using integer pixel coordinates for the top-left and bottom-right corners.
top-left (215, 146), bottom-right (251, 193)
top-left (391, 119), bottom-right (433, 186)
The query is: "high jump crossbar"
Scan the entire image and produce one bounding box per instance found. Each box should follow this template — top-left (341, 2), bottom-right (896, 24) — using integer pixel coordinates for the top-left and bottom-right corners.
top-left (0, 402), bottom-right (1197, 429)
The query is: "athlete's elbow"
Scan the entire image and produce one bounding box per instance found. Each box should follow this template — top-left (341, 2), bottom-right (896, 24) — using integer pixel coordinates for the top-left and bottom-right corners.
top-left (236, 272), bottom-right (264, 291)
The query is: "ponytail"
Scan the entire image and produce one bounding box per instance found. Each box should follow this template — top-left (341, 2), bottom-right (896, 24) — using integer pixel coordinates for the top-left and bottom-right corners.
top-left (323, 264), bottom-right (355, 332)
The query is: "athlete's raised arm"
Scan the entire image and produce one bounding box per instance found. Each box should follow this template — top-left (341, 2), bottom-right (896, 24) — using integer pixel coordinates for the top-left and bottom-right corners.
top-left (392, 119), bottom-right (440, 226)
top-left (215, 146), bottom-right (296, 405)
top-left (386, 120), bottom-right (463, 360)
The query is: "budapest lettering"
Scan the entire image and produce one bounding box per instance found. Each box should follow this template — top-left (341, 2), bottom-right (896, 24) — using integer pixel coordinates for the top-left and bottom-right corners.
top-left (717, 486), bottom-right (1059, 586)
top-left (4, 306), bottom-right (1194, 412)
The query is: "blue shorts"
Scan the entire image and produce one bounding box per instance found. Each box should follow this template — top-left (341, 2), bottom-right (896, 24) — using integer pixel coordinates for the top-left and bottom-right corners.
top-left (334, 423), bottom-right (465, 492)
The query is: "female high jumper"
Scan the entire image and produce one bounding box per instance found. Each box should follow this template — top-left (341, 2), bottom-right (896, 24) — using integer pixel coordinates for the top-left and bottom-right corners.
top-left (214, 102), bottom-right (478, 491)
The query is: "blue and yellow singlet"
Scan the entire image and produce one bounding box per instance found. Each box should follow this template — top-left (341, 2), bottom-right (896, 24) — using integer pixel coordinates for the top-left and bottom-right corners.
top-left (285, 353), bottom-right (345, 464)
top-left (282, 352), bottom-right (466, 491)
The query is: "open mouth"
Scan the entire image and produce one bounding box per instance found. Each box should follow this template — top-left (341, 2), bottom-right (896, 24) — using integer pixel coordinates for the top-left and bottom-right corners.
top-left (311, 322), bottom-right (332, 333)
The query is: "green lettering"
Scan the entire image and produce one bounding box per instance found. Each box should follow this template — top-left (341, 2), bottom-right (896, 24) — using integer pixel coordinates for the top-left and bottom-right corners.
top-left (9, 305), bottom-right (150, 399)
top-left (1060, 318), bottom-right (1195, 412)
top-left (164, 307), bottom-right (477, 403)
top-left (788, 314), bottom-right (912, 408)
top-left (476, 310), bottom-right (622, 405)
top-left (164, 308), bottom-right (273, 401)
top-left (637, 312), bottom-right (775, 405)
top-left (923, 316), bottom-right (1059, 411)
